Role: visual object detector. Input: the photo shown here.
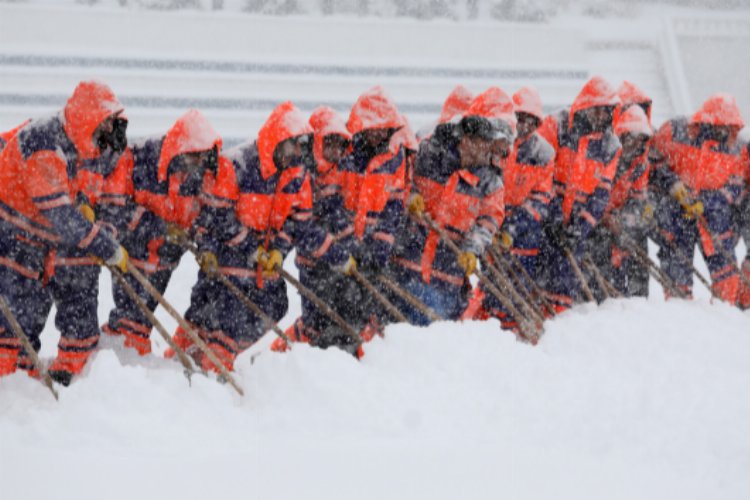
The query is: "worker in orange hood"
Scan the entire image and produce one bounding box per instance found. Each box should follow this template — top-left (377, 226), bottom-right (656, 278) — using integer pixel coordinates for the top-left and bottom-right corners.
top-left (271, 105), bottom-right (358, 354)
top-left (536, 76), bottom-right (622, 313)
top-left (330, 86), bottom-right (409, 342)
top-left (588, 104), bottom-right (654, 300)
top-left (473, 86), bottom-right (555, 332)
top-left (0, 81), bottom-right (128, 380)
top-left (174, 102), bottom-right (354, 370)
top-left (102, 109), bottom-right (224, 358)
top-left (391, 87), bottom-right (513, 325)
top-left (650, 93), bottom-right (746, 303)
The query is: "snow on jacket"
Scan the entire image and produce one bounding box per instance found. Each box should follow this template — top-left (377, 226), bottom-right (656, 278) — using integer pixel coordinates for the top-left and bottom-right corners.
top-left (649, 94), bottom-right (745, 196)
top-left (538, 76), bottom-right (622, 241)
top-left (607, 106), bottom-right (653, 215)
top-left (0, 81), bottom-right (123, 276)
top-left (201, 102), bottom-right (348, 283)
top-left (392, 87), bottom-right (508, 287)
top-left (338, 87), bottom-right (407, 254)
top-left (502, 133), bottom-right (556, 239)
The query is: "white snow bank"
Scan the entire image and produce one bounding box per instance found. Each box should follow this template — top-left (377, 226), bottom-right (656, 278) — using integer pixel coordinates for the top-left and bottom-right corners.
top-left (1, 298), bottom-right (749, 500)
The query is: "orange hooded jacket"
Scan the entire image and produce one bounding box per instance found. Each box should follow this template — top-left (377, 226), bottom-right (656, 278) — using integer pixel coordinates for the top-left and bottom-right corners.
top-left (651, 93), bottom-right (745, 192)
top-left (309, 105), bottom-right (351, 192)
top-left (503, 87), bottom-right (554, 214)
top-left (134, 109), bottom-right (222, 230)
top-left (539, 76), bottom-right (622, 224)
top-left (340, 87), bottom-right (407, 241)
top-left (0, 81), bottom-right (124, 256)
top-left (608, 105), bottom-right (653, 213)
top-left (405, 87), bottom-right (509, 284)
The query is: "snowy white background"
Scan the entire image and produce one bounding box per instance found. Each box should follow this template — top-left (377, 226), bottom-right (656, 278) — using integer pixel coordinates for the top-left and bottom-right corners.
top-left (1, 2), bottom-right (750, 499)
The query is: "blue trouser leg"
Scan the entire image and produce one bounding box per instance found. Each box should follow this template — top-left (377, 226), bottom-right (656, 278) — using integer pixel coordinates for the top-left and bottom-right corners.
top-left (49, 258), bottom-right (101, 358)
top-left (106, 237), bottom-right (183, 353)
top-left (656, 192), bottom-right (738, 299)
top-left (655, 197), bottom-right (695, 296)
top-left (538, 231), bottom-right (579, 311)
top-left (610, 230), bottom-right (649, 298)
top-left (214, 275), bottom-right (289, 355)
top-left (299, 263), bottom-right (362, 333)
top-left (183, 271), bottom-right (220, 332)
top-left (0, 266), bottom-right (53, 371)
top-left (482, 226), bottom-right (542, 325)
top-left (698, 191), bottom-right (738, 298)
top-left (390, 268), bottom-right (467, 326)
top-left (0, 225), bottom-right (52, 371)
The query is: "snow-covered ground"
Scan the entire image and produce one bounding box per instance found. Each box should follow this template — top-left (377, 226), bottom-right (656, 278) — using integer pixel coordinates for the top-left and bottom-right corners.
top-left (2, 266), bottom-right (750, 499)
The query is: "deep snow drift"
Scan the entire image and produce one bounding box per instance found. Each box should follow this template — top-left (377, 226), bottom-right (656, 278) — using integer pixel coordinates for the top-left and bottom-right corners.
top-left (1, 285), bottom-right (749, 499)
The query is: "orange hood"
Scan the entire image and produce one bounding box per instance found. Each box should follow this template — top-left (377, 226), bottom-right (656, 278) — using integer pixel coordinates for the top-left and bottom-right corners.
top-left (691, 93), bottom-right (745, 128)
top-left (618, 81), bottom-right (651, 107)
top-left (0, 120), bottom-right (30, 144)
top-left (309, 106), bottom-right (351, 173)
top-left (63, 80), bottom-right (125, 160)
top-left (389, 119), bottom-right (418, 154)
top-left (569, 76), bottom-right (620, 125)
top-left (157, 109), bottom-right (222, 182)
top-left (309, 106), bottom-right (350, 140)
top-left (347, 86), bottom-right (406, 135)
top-left (439, 85), bottom-right (474, 124)
top-left (258, 101), bottom-right (313, 180)
top-left (465, 86), bottom-right (517, 137)
top-left (614, 105), bottom-right (653, 137)
top-left (512, 87), bottom-right (544, 121)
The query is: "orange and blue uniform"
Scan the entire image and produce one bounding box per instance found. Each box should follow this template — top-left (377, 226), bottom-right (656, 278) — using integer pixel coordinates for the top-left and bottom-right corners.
top-left (310, 87), bottom-right (409, 334)
top-left (537, 76), bottom-right (622, 311)
top-left (42, 118), bottom-right (131, 381)
top-left (103, 110), bottom-right (222, 356)
top-left (179, 102), bottom-right (349, 371)
top-left (391, 87), bottom-right (511, 325)
top-left (340, 87), bottom-right (408, 271)
top-left (650, 94), bottom-right (745, 302)
top-left (0, 81), bottom-right (124, 377)
top-left (587, 105), bottom-right (653, 299)
top-left (278, 106), bottom-right (363, 351)
top-left (480, 87), bottom-right (555, 328)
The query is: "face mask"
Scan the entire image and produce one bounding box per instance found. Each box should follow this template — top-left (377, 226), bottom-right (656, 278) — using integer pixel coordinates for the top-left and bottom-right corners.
top-left (176, 168), bottom-right (204, 197)
top-left (95, 118), bottom-right (128, 154)
top-left (273, 135), bottom-right (310, 171)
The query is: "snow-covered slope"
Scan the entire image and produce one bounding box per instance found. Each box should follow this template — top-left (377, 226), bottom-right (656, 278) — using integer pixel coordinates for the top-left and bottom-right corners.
top-left (2, 293), bottom-right (749, 500)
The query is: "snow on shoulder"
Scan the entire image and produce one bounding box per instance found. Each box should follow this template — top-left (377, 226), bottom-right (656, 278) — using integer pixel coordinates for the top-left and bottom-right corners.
top-left (1, 298), bottom-right (749, 500)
